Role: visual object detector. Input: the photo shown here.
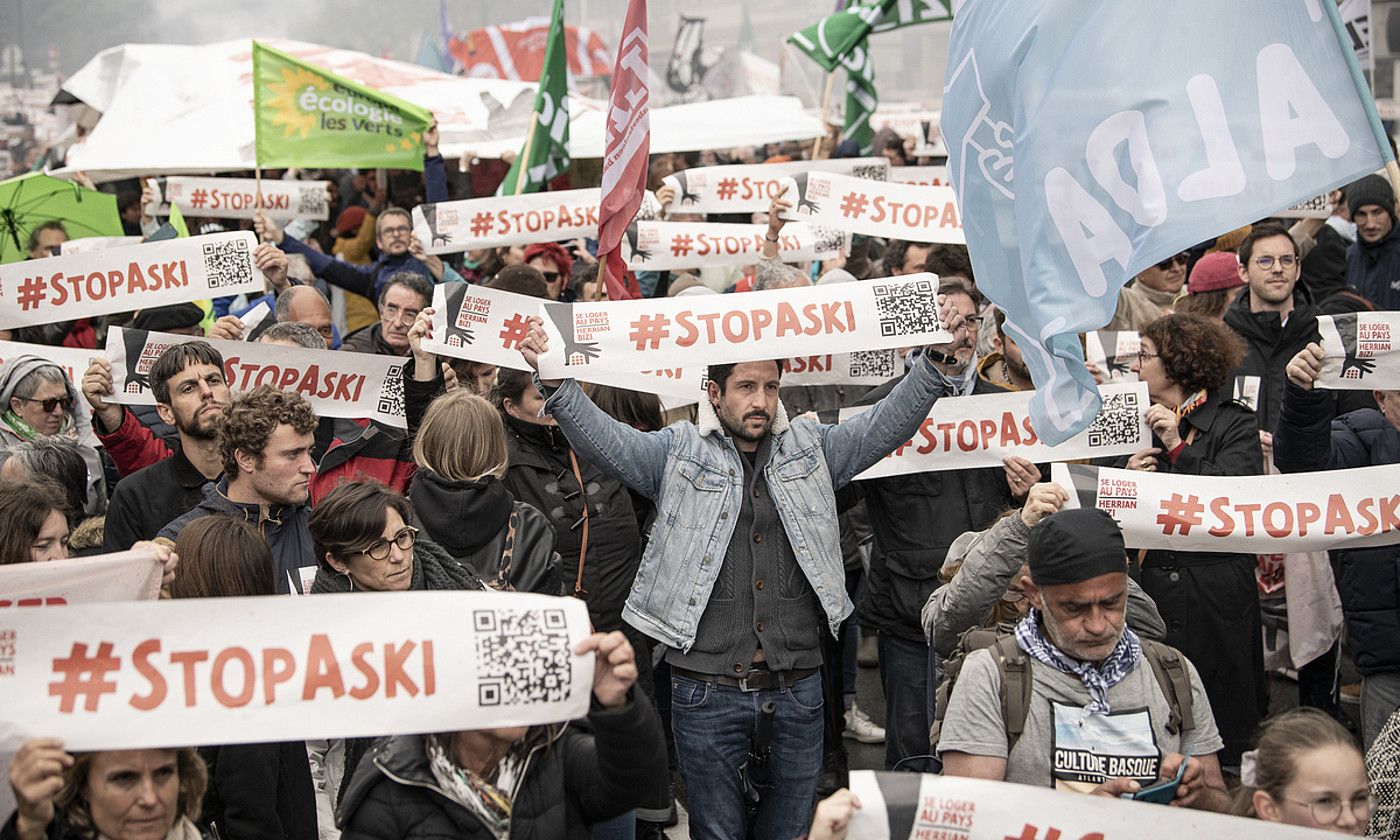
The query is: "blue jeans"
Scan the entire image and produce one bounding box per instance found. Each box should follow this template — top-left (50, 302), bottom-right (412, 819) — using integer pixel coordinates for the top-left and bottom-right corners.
top-left (879, 634), bottom-right (935, 772)
top-left (671, 672), bottom-right (824, 840)
top-left (591, 810), bottom-right (635, 840)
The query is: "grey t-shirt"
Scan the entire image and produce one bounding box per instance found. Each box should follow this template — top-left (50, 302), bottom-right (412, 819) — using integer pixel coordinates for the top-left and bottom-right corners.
top-left (936, 648), bottom-right (1224, 793)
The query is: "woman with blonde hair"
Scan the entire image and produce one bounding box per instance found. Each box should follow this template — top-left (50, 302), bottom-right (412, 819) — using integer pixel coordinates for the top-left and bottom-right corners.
top-left (7, 739), bottom-right (207, 839)
top-left (409, 390), bottom-right (560, 594)
top-left (1232, 708), bottom-right (1370, 835)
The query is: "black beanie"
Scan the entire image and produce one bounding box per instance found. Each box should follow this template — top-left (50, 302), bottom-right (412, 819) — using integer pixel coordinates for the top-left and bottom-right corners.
top-left (1345, 173), bottom-right (1396, 221)
top-left (131, 303), bottom-right (205, 333)
top-left (1028, 509), bottom-right (1128, 587)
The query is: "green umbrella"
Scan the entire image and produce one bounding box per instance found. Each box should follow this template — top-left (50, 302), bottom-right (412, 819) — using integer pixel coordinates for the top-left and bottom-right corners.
top-left (0, 172), bottom-right (124, 264)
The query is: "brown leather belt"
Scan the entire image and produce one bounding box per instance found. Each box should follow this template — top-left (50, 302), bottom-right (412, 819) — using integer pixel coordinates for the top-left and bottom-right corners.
top-left (672, 666), bottom-right (819, 693)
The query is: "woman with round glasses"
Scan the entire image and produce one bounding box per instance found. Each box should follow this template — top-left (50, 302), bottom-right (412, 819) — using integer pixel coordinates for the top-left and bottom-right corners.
top-left (308, 481), bottom-right (483, 594)
top-left (1126, 311), bottom-right (1265, 771)
top-left (1233, 708), bottom-right (1371, 835)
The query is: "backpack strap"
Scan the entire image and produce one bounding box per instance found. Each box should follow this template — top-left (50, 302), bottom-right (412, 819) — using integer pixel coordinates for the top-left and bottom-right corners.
top-left (490, 510), bottom-right (520, 592)
top-left (992, 634), bottom-right (1033, 752)
top-left (1140, 640), bottom-right (1195, 736)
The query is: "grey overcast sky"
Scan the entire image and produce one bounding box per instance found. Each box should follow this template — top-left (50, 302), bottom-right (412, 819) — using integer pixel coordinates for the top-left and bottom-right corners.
top-left (0, 0), bottom-right (951, 107)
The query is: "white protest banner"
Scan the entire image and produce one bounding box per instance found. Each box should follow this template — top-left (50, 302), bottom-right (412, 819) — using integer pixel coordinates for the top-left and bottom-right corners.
top-left (888, 165), bottom-right (948, 186)
top-left (60, 236), bottom-right (143, 256)
top-left (0, 340), bottom-right (97, 391)
top-left (621, 221), bottom-right (847, 271)
top-left (423, 283), bottom-right (703, 400)
top-left (0, 232), bottom-right (263, 330)
top-left (782, 351), bottom-right (904, 387)
top-left (1053, 461), bottom-right (1400, 553)
top-left (0, 591), bottom-right (593, 752)
top-left (1083, 330), bottom-right (1141, 383)
top-left (659, 158), bottom-right (889, 215)
top-left (1317, 311), bottom-right (1400, 389)
top-left (847, 382), bottom-right (1148, 479)
top-left (536, 273), bottom-right (952, 379)
top-left (104, 326), bottom-right (407, 429)
top-left (412, 188), bottom-right (661, 255)
top-left (0, 550), bottom-right (161, 608)
top-left (846, 770), bottom-right (1336, 840)
top-left (778, 171), bottom-right (965, 244)
top-left (146, 176), bottom-right (331, 221)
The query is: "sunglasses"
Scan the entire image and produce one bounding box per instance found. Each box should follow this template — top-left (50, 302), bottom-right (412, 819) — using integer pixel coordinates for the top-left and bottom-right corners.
top-left (1155, 253), bottom-right (1189, 271)
top-left (21, 395), bottom-right (73, 413)
top-left (540, 271), bottom-right (561, 283)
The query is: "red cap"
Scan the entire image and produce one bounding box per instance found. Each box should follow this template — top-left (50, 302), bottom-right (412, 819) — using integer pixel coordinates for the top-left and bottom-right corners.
top-left (523, 242), bottom-right (573, 277)
top-left (1186, 252), bottom-right (1245, 294)
top-left (335, 206), bottom-right (368, 237)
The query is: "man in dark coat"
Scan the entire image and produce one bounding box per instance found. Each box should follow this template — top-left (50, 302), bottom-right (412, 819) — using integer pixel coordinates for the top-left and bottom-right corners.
top-left (1344, 173), bottom-right (1400, 310)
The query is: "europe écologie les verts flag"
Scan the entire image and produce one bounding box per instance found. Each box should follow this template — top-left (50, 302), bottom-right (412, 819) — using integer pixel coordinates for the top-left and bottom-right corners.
top-left (252, 41), bottom-right (433, 171)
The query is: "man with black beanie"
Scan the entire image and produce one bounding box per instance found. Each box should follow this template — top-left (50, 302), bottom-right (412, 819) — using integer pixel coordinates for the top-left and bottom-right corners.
top-left (1344, 173), bottom-right (1400, 309)
top-left (938, 508), bottom-right (1230, 811)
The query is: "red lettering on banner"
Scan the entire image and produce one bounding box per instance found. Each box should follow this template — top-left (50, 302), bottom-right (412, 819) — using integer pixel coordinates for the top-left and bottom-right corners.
top-left (212, 647), bottom-right (255, 708)
top-left (776, 304), bottom-right (802, 337)
top-left (979, 419), bottom-right (997, 448)
top-left (130, 639), bottom-right (167, 711)
top-left (674, 311), bottom-right (698, 346)
top-left (0, 597), bottom-right (68, 608)
top-left (1359, 498), bottom-right (1379, 534)
top-left (1325, 493), bottom-right (1355, 534)
top-left (170, 650), bottom-right (208, 707)
top-left (384, 640), bottom-right (421, 697)
top-left (303, 633), bottom-right (347, 700)
top-left (1209, 497), bottom-right (1234, 537)
top-left (263, 647), bottom-right (296, 704)
top-left (914, 419), bottom-right (938, 455)
top-left (349, 641), bottom-right (380, 700)
top-left (1237, 502), bottom-right (1261, 536)
top-left (1297, 502), bottom-right (1321, 536)
top-left (1263, 502), bottom-right (1293, 538)
top-left (1383, 495), bottom-right (1400, 532)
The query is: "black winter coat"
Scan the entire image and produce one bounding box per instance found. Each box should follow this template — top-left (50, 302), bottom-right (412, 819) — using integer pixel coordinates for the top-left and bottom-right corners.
top-left (1224, 289), bottom-right (1320, 433)
top-left (338, 689), bottom-right (670, 839)
top-left (1127, 390), bottom-right (1265, 765)
top-left (409, 468), bottom-right (562, 595)
top-left (1275, 382), bottom-right (1400, 675)
top-left (1346, 222), bottom-right (1400, 310)
top-left (855, 372), bottom-right (1015, 641)
top-left (501, 414), bottom-right (640, 633)
top-left (197, 741), bottom-right (317, 840)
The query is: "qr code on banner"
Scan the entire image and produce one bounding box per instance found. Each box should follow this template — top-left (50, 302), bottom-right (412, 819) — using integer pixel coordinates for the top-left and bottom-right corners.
top-left (850, 164), bottom-right (885, 180)
top-left (848, 349), bottom-right (897, 379)
top-left (1085, 391), bottom-right (1141, 448)
top-left (377, 365), bottom-right (404, 417)
top-left (201, 238), bottom-right (253, 290)
top-left (872, 280), bottom-right (939, 338)
top-left (297, 186), bottom-right (327, 217)
top-left (474, 608), bottom-right (572, 706)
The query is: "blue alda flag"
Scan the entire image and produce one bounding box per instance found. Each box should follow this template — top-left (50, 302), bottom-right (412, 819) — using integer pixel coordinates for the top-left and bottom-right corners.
top-left (942, 0), bottom-right (1392, 444)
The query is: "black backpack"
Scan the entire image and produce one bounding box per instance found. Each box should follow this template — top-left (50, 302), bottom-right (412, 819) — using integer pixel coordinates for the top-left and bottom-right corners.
top-left (930, 625), bottom-right (1196, 752)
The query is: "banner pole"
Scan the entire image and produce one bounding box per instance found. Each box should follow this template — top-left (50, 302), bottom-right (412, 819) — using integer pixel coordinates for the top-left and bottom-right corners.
top-left (513, 112), bottom-right (541, 197)
top-left (591, 251), bottom-right (608, 301)
top-left (811, 71), bottom-right (837, 159)
top-left (254, 166), bottom-right (265, 239)
top-left (1320, 0), bottom-right (1397, 195)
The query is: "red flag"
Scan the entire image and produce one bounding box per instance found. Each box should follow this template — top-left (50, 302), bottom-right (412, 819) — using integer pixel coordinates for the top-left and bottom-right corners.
top-left (598, 0), bottom-right (650, 300)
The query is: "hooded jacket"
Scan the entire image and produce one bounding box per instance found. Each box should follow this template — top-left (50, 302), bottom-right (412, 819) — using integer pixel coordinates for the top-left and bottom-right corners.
top-left (501, 414), bottom-right (641, 633)
top-left (158, 479), bottom-right (314, 594)
top-left (0, 355), bottom-right (107, 515)
top-left (336, 687), bottom-right (669, 840)
top-left (1346, 219), bottom-right (1400, 310)
top-left (409, 469), bottom-right (561, 595)
top-left (1223, 287), bottom-right (1319, 433)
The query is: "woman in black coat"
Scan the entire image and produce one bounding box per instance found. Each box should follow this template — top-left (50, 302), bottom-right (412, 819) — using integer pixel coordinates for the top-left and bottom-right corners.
top-left (337, 632), bottom-right (669, 839)
top-left (170, 517), bottom-right (317, 840)
top-left (1125, 313), bottom-right (1266, 768)
top-left (409, 390), bottom-right (560, 595)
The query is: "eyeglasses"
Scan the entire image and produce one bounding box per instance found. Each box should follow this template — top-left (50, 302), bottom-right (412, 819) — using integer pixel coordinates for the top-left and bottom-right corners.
top-left (360, 526), bottom-right (418, 561)
top-left (378, 225), bottom-right (412, 237)
top-left (1155, 253), bottom-right (1189, 271)
top-left (1284, 793), bottom-right (1373, 826)
top-left (1253, 254), bottom-right (1298, 271)
top-left (540, 271), bottom-right (561, 283)
top-left (1136, 351), bottom-right (1159, 364)
top-left (20, 395), bottom-right (73, 413)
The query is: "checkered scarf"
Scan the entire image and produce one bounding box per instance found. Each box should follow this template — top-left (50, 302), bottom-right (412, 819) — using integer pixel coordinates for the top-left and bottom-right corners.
top-left (1013, 609), bottom-right (1141, 718)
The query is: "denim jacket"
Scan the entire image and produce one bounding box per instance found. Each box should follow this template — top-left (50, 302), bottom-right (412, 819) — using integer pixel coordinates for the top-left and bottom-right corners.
top-left (541, 355), bottom-right (950, 651)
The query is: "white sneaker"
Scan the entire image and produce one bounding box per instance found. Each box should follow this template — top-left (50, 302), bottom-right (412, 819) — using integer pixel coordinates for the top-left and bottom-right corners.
top-left (843, 704), bottom-right (886, 743)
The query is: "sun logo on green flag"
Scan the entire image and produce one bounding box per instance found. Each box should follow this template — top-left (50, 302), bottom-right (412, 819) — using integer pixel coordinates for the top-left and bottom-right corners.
top-left (265, 66), bottom-right (328, 139)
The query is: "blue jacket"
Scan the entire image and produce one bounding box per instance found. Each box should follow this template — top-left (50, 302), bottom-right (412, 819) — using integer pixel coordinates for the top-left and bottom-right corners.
top-left (1274, 381), bottom-right (1400, 674)
top-left (541, 355), bottom-right (951, 651)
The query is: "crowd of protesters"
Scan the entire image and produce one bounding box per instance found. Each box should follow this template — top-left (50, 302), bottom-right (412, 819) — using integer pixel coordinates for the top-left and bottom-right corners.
top-left (4, 117), bottom-right (1400, 840)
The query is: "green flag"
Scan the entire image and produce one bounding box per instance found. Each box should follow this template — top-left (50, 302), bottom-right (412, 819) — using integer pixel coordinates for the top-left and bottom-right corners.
top-left (787, 0), bottom-right (950, 73)
top-left (252, 41), bottom-right (433, 171)
top-left (168, 202), bottom-right (190, 239)
top-left (498, 0), bottom-right (571, 195)
top-left (842, 41), bottom-right (878, 153)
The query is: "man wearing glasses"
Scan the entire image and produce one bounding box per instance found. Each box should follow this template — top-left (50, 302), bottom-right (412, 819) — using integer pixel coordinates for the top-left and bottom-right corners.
top-left (0, 355), bottom-right (106, 515)
top-left (1105, 250), bottom-right (1189, 331)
